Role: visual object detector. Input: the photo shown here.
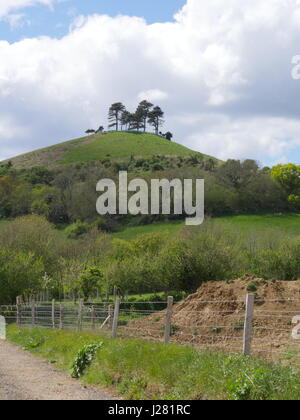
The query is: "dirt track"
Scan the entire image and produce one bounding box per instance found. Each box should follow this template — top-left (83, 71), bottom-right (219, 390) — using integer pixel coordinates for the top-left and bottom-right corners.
top-left (0, 340), bottom-right (114, 400)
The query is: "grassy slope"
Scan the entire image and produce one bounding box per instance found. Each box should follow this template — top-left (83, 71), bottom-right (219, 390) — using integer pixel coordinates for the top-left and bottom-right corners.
top-left (112, 213), bottom-right (300, 240)
top-left (60, 132), bottom-right (205, 164)
top-left (112, 221), bottom-right (184, 240)
top-left (6, 132), bottom-right (213, 169)
top-left (7, 326), bottom-right (300, 400)
top-left (218, 213), bottom-right (300, 237)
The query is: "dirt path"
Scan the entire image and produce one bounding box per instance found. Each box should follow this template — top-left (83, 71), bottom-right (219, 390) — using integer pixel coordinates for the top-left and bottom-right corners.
top-left (0, 340), bottom-right (115, 400)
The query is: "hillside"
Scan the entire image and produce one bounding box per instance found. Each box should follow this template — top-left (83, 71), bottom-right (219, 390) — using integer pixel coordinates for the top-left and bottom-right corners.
top-left (5, 132), bottom-right (217, 169)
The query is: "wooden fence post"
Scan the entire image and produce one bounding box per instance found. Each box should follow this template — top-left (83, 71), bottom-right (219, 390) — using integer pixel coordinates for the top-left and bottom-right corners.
top-left (16, 296), bottom-right (21, 326)
top-left (78, 299), bottom-right (84, 332)
top-left (59, 305), bottom-right (64, 330)
top-left (112, 298), bottom-right (120, 339)
top-left (91, 306), bottom-right (96, 330)
top-left (164, 296), bottom-right (174, 345)
top-left (243, 294), bottom-right (255, 356)
top-left (52, 299), bottom-right (55, 329)
top-left (108, 305), bottom-right (113, 328)
top-left (31, 303), bottom-right (35, 327)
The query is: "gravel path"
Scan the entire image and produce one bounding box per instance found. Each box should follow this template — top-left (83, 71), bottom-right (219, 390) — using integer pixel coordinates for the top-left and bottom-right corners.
top-left (0, 340), bottom-right (115, 400)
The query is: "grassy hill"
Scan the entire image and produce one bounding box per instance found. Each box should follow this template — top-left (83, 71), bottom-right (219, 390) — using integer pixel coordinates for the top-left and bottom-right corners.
top-left (5, 131), bottom-right (217, 169)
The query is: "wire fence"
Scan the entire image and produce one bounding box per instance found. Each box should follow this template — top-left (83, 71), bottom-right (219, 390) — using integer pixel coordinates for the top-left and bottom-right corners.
top-left (1, 293), bottom-right (300, 365)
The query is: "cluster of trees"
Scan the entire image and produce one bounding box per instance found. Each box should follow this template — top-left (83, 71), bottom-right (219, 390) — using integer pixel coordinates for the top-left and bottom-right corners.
top-left (85, 101), bottom-right (173, 139)
top-left (108, 101), bottom-right (166, 135)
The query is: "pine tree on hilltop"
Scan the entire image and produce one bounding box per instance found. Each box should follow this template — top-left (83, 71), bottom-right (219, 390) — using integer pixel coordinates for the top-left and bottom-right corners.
top-left (85, 129), bottom-right (95, 135)
top-left (131, 106), bottom-right (145, 132)
top-left (148, 106), bottom-right (164, 135)
top-left (137, 100), bottom-right (153, 132)
top-left (120, 110), bottom-right (130, 131)
top-left (108, 103), bottom-right (126, 131)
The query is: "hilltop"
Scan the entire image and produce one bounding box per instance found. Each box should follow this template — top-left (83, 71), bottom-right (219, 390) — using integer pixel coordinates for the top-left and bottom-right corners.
top-left (4, 131), bottom-right (217, 169)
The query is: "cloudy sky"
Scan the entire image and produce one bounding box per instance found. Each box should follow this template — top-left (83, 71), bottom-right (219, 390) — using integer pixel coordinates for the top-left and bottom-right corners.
top-left (1, 0), bottom-right (300, 166)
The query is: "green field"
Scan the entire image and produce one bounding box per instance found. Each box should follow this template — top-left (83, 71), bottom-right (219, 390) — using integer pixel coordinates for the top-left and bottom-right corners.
top-left (112, 220), bottom-right (184, 240)
top-left (217, 213), bottom-right (300, 237)
top-left (110, 213), bottom-right (300, 240)
top-left (8, 326), bottom-right (300, 400)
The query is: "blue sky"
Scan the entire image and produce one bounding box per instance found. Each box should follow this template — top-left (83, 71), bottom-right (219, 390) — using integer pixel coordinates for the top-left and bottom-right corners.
top-left (1, 0), bottom-right (300, 165)
top-left (0, 0), bottom-right (186, 43)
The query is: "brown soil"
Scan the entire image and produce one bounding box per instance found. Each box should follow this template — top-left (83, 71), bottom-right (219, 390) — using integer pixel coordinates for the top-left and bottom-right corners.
top-left (122, 276), bottom-right (300, 362)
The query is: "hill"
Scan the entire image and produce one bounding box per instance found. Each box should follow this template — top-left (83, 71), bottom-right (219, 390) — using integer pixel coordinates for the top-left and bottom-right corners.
top-left (4, 131), bottom-right (217, 169)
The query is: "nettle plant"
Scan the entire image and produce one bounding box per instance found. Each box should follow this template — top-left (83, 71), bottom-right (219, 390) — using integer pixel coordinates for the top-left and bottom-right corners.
top-left (71, 342), bottom-right (103, 378)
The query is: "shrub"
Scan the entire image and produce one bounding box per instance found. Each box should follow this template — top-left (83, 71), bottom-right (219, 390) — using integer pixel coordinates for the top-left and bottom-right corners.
top-left (71, 342), bottom-right (103, 378)
top-left (65, 221), bottom-right (90, 239)
top-left (247, 280), bottom-right (260, 292)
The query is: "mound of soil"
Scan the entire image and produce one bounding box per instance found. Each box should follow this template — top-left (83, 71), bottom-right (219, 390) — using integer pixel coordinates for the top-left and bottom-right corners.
top-left (121, 276), bottom-right (300, 362)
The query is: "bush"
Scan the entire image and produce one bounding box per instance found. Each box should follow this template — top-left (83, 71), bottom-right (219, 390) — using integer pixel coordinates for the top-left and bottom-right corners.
top-left (65, 221), bottom-right (91, 239)
top-left (156, 225), bottom-right (240, 292)
top-left (250, 240), bottom-right (300, 280)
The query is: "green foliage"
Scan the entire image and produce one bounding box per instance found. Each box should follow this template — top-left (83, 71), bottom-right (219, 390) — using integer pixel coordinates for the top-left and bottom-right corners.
top-left (288, 194), bottom-right (300, 210)
top-left (247, 280), bottom-right (260, 292)
top-left (71, 342), bottom-right (103, 378)
top-left (65, 221), bottom-right (91, 239)
top-left (271, 164), bottom-right (300, 194)
top-left (0, 247), bottom-right (44, 304)
top-left (79, 267), bottom-right (103, 300)
top-left (24, 166), bottom-right (54, 185)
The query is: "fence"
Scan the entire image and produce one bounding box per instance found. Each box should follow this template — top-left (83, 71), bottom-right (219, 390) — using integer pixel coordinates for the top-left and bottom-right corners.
top-left (1, 293), bottom-right (300, 364)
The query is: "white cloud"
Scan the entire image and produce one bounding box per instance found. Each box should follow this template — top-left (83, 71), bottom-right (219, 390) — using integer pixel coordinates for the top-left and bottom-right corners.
top-left (4, 13), bottom-right (31, 29)
top-left (137, 89), bottom-right (168, 102)
top-left (183, 114), bottom-right (300, 164)
top-left (0, 0), bottom-right (57, 19)
top-left (1, 0), bottom-right (300, 164)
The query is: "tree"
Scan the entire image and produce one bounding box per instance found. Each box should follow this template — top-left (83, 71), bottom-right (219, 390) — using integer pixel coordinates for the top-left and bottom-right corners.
top-left (130, 109), bottom-right (144, 132)
top-left (217, 159), bottom-right (259, 190)
top-left (108, 103), bottom-right (126, 131)
top-left (271, 164), bottom-right (300, 195)
top-left (120, 110), bottom-right (131, 131)
top-left (136, 100), bottom-right (153, 132)
top-left (0, 247), bottom-right (44, 304)
top-left (79, 266), bottom-right (103, 301)
top-left (164, 132), bottom-right (173, 141)
top-left (85, 129), bottom-right (95, 135)
top-left (96, 126), bottom-right (104, 133)
top-left (148, 106), bottom-right (164, 135)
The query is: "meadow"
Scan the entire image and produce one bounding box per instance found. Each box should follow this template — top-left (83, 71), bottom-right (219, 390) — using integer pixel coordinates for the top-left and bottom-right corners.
top-left (111, 213), bottom-right (300, 240)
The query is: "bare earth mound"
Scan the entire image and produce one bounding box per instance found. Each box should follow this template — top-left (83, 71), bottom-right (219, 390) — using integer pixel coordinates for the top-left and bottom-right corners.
top-left (122, 276), bottom-right (300, 362)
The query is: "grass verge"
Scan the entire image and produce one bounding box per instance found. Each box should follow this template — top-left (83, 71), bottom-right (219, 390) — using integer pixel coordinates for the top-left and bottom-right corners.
top-left (7, 325), bottom-right (300, 400)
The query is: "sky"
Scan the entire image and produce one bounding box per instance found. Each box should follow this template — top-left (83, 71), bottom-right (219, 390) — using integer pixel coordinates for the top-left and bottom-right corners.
top-left (1, 0), bottom-right (300, 166)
